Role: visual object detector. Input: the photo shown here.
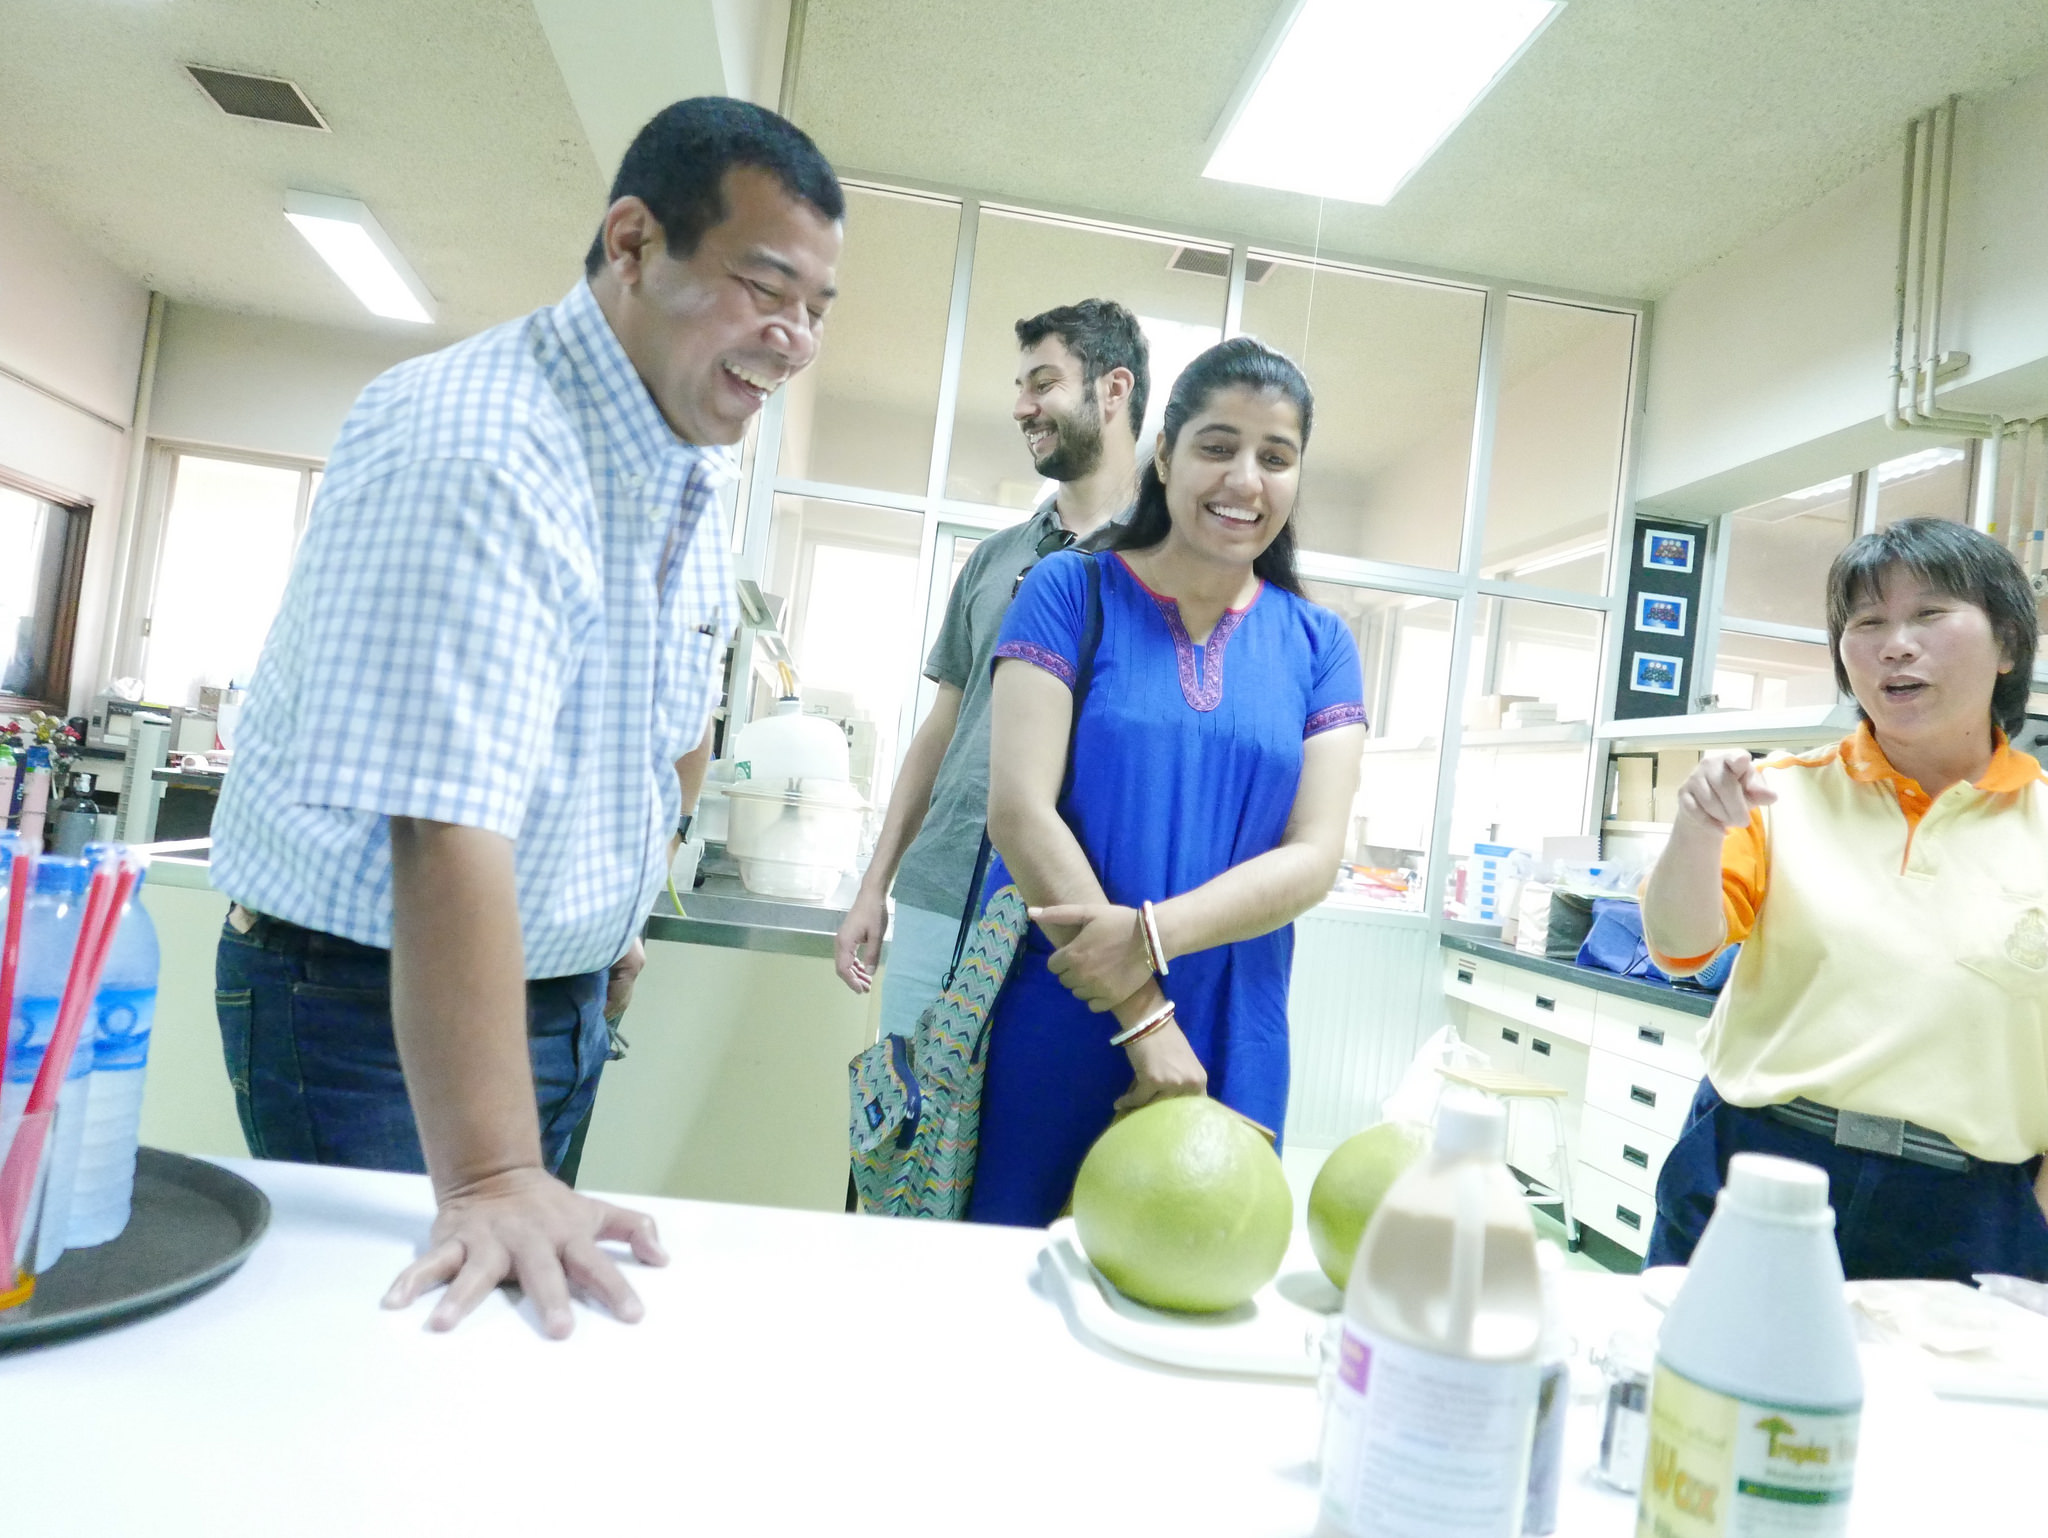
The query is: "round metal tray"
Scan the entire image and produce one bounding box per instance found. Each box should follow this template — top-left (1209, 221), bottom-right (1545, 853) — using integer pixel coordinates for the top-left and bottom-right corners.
top-left (0, 1147), bottom-right (269, 1349)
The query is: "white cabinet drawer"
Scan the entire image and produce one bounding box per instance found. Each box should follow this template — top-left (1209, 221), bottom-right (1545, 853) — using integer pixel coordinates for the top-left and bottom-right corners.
top-left (1442, 951), bottom-right (1498, 1010)
top-left (1489, 969), bottom-right (1597, 1046)
top-left (1584, 1051), bottom-right (1700, 1142)
top-left (1593, 993), bottom-right (1707, 1080)
top-left (1574, 1160), bottom-right (1656, 1257)
top-left (1579, 1103), bottom-right (1675, 1196)
top-left (1464, 1012), bottom-right (1530, 1079)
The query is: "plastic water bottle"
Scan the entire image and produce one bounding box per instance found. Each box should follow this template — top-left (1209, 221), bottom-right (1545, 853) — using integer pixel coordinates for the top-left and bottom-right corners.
top-left (0, 856), bottom-right (93, 1274)
top-left (1317, 1093), bottom-right (1544, 1538)
top-left (1636, 1154), bottom-right (1861, 1536)
top-left (64, 853), bottom-right (158, 1247)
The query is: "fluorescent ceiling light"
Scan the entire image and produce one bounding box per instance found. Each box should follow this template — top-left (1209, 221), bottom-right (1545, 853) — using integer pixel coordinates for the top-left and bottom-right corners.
top-left (1204, 0), bottom-right (1564, 207)
top-left (284, 191), bottom-right (435, 323)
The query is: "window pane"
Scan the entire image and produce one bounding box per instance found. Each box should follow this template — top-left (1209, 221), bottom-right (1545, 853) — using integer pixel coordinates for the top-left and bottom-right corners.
top-left (762, 495), bottom-right (923, 807)
top-left (1875, 443), bottom-right (1970, 527)
top-left (0, 485), bottom-right (58, 699)
top-left (1721, 475), bottom-right (1855, 630)
top-left (1304, 580), bottom-right (1455, 912)
top-left (945, 211), bottom-right (1227, 510)
top-left (1447, 599), bottom-right (1603, 894)
top-left (776, 187), bottom-right (959, 495)
top-left (146, 455), bottom-right (303, 708)
top-left (1483, 299), bottom-right (1634, 593)
top-left (1712, 633), bottom-right (1839, 712)
top-left (1241, 259), bottom-right (1483, 569)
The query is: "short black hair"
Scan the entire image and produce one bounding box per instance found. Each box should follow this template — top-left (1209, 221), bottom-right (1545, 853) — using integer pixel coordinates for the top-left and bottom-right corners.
top-left (1103, 336), bottom-right (1313, 597)
top-left (1014, 300), bottom-right (1150, 441)
top-left (1825, 516), bottom-right (2039, 738)
top-left (584, 97), bottom-right (844, 277)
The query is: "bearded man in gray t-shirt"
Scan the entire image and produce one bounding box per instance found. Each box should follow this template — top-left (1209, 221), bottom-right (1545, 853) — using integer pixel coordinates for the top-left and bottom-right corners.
top-left (833, 299), bottom-right (1149, 1033)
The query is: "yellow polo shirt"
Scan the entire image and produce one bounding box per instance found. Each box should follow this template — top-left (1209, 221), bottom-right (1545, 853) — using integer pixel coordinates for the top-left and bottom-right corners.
top-left (1653, 724), bottom-right (2048, 1164)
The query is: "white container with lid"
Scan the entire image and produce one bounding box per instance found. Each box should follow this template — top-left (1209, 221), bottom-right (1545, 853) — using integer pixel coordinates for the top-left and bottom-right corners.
top-left (730, 698), bottom-right (850, 786)
top-left (724, 776), bottom-right (866, 901)
top-left (1637, 1153), bottom-right (1862, 1536)
top-left (1317, 1093), bottom-right (1543, 1538)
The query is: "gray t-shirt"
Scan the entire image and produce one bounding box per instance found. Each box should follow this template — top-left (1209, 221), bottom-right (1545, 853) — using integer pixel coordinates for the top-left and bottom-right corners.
top-left (891, 498), bottom-right (1123, 918)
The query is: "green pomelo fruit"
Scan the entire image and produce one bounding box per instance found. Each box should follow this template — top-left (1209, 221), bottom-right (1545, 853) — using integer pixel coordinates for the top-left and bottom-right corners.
top-left (1307, 1121), bottom-right (1434, 1290)
top-left (1071, 1097), bottom-right (1293, 1313)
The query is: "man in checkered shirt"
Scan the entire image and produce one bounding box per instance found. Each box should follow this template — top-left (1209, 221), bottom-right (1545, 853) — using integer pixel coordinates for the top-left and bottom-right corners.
top-left (210, 99), bottom-right (843, 1336)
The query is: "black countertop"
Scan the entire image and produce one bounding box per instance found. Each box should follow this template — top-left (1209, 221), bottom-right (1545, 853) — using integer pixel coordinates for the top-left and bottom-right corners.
top-left (1440, 933), bottom-right (1717, 1018)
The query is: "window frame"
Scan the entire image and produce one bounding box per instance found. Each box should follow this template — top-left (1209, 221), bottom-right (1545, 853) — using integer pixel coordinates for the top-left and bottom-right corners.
top-left (727, 172), bottom-right (1649, 925)
top-left (0, 471), bottom-right (93, 717)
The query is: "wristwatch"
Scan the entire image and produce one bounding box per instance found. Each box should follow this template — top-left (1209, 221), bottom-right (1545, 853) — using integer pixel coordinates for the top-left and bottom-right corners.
top-left (676, 813), bottom-right (694, 844)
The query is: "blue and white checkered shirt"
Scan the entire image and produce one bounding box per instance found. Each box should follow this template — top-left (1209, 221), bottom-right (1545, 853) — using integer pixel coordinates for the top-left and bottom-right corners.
top-left (211, 281), bottom-right (735, 979)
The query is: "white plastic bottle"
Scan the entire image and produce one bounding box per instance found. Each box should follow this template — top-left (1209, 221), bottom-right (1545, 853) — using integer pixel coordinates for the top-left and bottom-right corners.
top-left (64, 860), bottom-right (158, 1247)
top-left (1636, 1153), bottom-right (1861, 1538)
top-left (0, 856), bottom-right (94, 1274)
top-left (730, 697), bottom-right (851, 785)
top-left (1317, 1093), bottom-right (1544, 1538)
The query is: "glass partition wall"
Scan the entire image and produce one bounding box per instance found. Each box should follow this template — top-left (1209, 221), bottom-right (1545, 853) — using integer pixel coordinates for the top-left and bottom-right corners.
top-left (734, 182), bottom-right (1644, 921)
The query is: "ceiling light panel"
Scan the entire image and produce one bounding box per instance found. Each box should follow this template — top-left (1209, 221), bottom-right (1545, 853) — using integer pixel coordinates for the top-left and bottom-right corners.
top-left (284, 192), bottom-right (435, 324)
top-left (1205, 0), bottom-right (1563, 208)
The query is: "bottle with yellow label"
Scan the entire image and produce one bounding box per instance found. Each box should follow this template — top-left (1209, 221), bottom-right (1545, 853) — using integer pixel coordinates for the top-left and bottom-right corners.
top-left (1636, 1153), bottom-right (1862, 1538)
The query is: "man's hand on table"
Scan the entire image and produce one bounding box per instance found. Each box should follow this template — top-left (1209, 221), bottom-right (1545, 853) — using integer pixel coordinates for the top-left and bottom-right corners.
top-left (382, 1166), bottom-right (669, 1338)
top-left (606, 937), bottom-right (646, 1022)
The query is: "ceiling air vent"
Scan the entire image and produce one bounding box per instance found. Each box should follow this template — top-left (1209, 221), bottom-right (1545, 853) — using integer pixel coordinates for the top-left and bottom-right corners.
top-left (1168, 246), bottom-right (1274, 283)
top-left (185, 65), bottom-right (329, 131)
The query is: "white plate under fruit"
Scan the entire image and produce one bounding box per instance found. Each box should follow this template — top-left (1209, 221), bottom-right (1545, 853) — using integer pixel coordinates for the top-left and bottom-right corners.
top-left (1036, 1217), bottom-right (1341, 1379)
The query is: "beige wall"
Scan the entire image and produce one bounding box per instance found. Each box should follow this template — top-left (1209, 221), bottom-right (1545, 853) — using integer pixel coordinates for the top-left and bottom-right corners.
top-left (0, 179), bottom-right (152, 712)
top-left (1638, 66), bottom-right (2048, 515)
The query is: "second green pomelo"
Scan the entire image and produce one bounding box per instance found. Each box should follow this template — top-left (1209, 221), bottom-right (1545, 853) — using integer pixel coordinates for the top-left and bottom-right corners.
top-left (1308, 1120), bottom-right (1433, 1290)
top-left (1072, 1097), bottom-right (1292, 1313)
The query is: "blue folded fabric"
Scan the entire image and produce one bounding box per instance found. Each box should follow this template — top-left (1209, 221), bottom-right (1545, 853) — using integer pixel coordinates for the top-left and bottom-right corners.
top-left (1575, 899), bottom-right (1740, 993)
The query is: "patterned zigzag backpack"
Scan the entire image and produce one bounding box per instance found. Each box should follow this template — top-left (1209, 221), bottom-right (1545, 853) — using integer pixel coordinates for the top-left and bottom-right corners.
top-left (848, 553), bottom-right (1103, 1218)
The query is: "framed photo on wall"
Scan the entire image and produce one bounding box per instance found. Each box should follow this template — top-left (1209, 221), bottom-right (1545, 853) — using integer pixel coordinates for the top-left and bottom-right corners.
top-left (1643, 529), bottom-right (1697, 573)
top-left (1634, 592), bottom-right (1688, 636)
top-left (1630, 652), bottom-right (1685, 697)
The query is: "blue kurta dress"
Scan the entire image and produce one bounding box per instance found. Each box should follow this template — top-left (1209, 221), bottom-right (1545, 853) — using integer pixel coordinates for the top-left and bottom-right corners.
top-left (967, 549), bottom-right (1366, 1227)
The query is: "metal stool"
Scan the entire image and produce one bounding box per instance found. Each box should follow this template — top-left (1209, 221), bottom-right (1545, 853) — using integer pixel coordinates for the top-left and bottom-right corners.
top-left (1435, 1065), bottom-right (1577, 1250)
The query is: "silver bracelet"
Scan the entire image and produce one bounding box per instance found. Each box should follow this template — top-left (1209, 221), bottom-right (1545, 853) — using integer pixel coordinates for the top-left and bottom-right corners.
top-left (1140, 899), bottom-right (1170, 977)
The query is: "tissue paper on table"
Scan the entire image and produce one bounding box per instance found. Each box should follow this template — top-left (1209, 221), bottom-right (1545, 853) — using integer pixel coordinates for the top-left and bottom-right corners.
top-left (1848, 1280), bottom-right (2048, 1405)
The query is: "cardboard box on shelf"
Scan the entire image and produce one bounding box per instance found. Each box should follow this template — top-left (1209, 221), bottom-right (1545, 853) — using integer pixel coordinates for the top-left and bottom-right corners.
top-left (1653, 749), bottom-right (1703, 823)
top-left (1464, 693), bottom-right (1537, 731)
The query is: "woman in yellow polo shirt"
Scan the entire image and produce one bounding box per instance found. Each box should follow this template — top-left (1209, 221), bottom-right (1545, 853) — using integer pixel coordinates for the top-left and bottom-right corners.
top-left (1643, 516), bottom-right (2048, 1282)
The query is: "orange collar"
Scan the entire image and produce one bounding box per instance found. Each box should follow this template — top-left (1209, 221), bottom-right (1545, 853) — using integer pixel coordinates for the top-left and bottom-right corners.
top-left (1839, 720), bottom-right (2043, 797)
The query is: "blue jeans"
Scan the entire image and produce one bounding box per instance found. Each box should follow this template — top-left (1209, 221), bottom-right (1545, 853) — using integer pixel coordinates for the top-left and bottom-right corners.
top-left (1646, 1080), bottom-right (2048, 1282)
top-left (214, 915), bottom-right (609, 1177)
top-left (875, 902), bottom-right (964, 1038)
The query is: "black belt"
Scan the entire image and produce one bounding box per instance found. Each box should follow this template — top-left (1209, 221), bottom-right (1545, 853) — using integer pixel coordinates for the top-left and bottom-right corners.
top-left (1763, 1097), bottom-right (1971, 1174)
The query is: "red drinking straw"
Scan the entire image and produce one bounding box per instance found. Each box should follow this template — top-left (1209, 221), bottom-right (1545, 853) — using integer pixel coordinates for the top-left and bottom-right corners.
top-left (0, 854), bottom-right (136, 1277)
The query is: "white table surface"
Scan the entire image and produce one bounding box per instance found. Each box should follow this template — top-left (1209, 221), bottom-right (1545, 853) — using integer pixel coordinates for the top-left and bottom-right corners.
top-left (0, 1159), bottom-right (2038, 1537)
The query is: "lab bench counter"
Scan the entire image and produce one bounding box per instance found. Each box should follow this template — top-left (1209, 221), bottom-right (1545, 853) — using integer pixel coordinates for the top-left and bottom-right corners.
top-left (6, 1156), bottom-right (2039, 1538)
top-left (132, 853), bottom-right (885, 1215)
top-left (1440, 932), bottom-right (1718, 1018)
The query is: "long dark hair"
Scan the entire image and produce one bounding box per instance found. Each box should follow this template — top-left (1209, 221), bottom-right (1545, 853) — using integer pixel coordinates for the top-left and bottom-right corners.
top-left (1826, 516), bottom-right (2038, 739)
top-left (1101, 336), bottom-right (1313, 597)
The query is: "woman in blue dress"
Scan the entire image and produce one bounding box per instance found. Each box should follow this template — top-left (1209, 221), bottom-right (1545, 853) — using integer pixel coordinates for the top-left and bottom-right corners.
top-left (969, 337), bottom-right (1367, 1227)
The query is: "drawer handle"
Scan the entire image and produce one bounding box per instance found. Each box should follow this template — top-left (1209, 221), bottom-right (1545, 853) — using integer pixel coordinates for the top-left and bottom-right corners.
top-left (1615, 1204), bottom-right (1642, 1231)
top-left (1637, 1024), bottom-right (1665, 1047)
top-left (1531, 1039), bottom-right (1552, 1057)
top-left (1535, 995), bottom-right (1556, 1012)
top-left (1456, 967), bottom-right (1475, 985)
top-left (1630, 1085), bottom-right (1657, 1108)
top-left (1501, 1027), bottom-right (1520, 1045)
top-left (1622, 1144), bottom-right (1649, 1169)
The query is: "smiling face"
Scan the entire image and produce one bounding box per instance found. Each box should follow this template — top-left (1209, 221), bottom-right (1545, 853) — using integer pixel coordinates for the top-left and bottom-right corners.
top-left (593, 165), bottom-right (842, 445)
top-left (1837, 567), bottom-right (2011, 747)
top-left (1013, 336), bottom-right (1108, 482)
top-left (1154, 385), bottom-right (1303, 571)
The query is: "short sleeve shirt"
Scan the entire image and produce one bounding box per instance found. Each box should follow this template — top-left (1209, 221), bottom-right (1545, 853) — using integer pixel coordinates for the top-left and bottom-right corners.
top-left (890, 498), bottom-right (1123, 918)
top-left (210, 281), bottom-right (735, 979)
